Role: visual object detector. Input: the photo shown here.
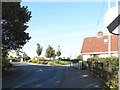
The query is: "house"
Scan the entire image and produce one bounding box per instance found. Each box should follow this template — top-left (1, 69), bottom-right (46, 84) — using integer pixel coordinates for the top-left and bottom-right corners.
top-left (81, 31), bottom-right (118, 61)
top-left (8, 49), bottom-right (27, 62)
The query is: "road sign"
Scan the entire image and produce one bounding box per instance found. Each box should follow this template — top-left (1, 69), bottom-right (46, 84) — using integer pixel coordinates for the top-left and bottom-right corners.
top-left (107, 14), bottom-right (120, 35)
top-left (104, 6), bottom-right (120, 35)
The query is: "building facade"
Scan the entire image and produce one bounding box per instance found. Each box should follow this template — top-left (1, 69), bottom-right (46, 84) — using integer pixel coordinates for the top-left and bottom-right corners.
top-left (81, 31), bottom-right (118, 61)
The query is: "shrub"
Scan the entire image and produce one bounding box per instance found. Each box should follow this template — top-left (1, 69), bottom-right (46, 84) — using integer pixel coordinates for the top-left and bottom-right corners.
top-left (27, 60), bottom-right (32, 63)
top-left (47, 61), bottom-right (53, 65)
top-left (47, 61), bottom-right (56, 65)
top-left (7, 63), bottom-right (13, 69)
top-left (82, 61), bottom-right (88, 69)
top-left (87, 57), bottom-right (118, 89)
top-left (61, 59), bottom-right (70, 61)
top-left (31, 59), bottom-right (38, 63)
top-left (71, 59), bottom-right (80, 63)
top-left (37, 60), bottom-right (42, 64)
top-left (59, 61), bottom-right (70, 65)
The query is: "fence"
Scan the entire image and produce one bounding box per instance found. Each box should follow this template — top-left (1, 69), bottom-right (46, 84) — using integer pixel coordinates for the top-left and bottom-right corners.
top-left (71, 61), bottom-right (82, 70)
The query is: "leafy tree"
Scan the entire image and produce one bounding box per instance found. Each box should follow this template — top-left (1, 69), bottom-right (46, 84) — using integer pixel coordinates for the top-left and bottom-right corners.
top-left (2, 2), bottom-right (32, 69)
top-left (56, 45), bottom-right (61, 58)
top-left (45, 45), bottom-right (56, 60)
top-left (77, 54), bottom-right (83, 60)
top-left (24, 55), bottom-right (31, 60)
top-left (36, 43), bottom-right (42, 56)
top-left (2, 2), bottom-right (32, 58)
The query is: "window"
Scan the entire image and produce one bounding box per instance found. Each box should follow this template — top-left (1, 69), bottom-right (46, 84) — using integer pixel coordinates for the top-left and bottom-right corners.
top-left (93, 54), bottom-right (99, 58)
top-left (104, 38), bottom-right (108, 43)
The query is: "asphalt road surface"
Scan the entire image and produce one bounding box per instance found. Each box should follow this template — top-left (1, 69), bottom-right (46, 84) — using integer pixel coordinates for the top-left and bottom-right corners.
top-left (3, 62), bottom-right (68, 89)
top-left (3, 62), bottom-right (103, 89)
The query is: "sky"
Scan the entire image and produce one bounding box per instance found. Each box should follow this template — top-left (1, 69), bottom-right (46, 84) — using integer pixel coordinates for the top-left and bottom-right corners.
top-left (21, 1), bottom-right (116, 59)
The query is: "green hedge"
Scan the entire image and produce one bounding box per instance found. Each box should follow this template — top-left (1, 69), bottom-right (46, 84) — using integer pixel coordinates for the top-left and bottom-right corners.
top-left (87, 57), bottom-right (118, 89)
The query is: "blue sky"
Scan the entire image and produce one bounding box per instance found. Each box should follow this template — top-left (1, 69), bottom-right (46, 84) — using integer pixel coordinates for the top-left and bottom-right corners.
top-left (21, 2), bottom-right (112, 59)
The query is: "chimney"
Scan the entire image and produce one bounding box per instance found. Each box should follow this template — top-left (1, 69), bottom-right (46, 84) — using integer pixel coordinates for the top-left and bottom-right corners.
top-left (97, 31), bottom-right (103, 37)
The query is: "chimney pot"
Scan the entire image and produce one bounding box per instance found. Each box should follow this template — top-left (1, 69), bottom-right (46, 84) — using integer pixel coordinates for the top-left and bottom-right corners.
top-left (97, 31), bottom-right (103, 36)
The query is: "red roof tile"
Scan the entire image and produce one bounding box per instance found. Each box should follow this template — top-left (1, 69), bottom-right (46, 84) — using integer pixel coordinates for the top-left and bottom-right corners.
top-left (81, 35), bottom-right (118, 53)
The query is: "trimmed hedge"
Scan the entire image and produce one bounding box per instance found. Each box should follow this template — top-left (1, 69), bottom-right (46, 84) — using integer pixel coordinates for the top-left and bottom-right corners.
top-left (87, 57), bottom-right (118, 89)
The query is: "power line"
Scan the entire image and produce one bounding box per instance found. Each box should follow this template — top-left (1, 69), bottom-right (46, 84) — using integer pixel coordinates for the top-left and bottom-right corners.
top-left (96, 2), bottom-right (105, 31)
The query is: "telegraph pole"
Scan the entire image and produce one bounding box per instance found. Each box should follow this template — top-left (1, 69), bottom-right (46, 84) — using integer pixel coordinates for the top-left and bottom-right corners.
top-left (108, 0), bottom-right (111, 57)
top-left (115, 0), bottom-right (120, 90)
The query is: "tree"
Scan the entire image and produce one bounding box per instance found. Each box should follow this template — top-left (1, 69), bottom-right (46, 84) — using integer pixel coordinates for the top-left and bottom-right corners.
top-left (56, 45), bottom-right (61, 58)
top-left (45, 45), bottom-right (56, 60)
top-left (77, 54), bottom-right (83, 60)
top-left (36, 43), bottom-right (42, 56)
top-left (24, 55), bottom-right (31, 61)
top-left (2, 2), bottom-right (32, 58)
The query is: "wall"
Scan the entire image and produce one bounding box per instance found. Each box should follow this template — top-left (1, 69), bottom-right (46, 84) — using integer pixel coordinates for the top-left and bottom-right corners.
top-left (83, 52), bottom-right (118, 61)
top-left (83, 55), bottom-right (91, 61)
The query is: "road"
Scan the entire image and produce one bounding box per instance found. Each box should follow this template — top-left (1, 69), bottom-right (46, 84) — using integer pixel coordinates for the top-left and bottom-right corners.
top-left (3, 62), bottom-right (68, 89)
top-left (3, 62), bottom-right (103, 89)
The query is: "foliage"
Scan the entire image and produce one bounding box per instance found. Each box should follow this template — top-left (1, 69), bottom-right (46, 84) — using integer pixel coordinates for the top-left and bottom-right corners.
top-left (7, 56), bottom-right (21, 62)
top-left (31, 59), bottom-right (38, 63)
top-left (71, 59), bottom-right (81, 63)
top-left (2, 57), bottom-right (13, 69)
top-left (87, 57), bottom-right (118, 89)
top-left (2, 57), bottom-right (9, 69)
top-left (24, 55), bottom-right (31, 60)
top-left (56, 46), bottom-right (61, 57)
top-left (2, 2), bottom-right (32, 68)
top-left (56, 51), bottom-right (61, 57)
top-left (82, 61), bottom-right (88, 69)
top-left (77, 54), bottom-right (83, 60)
top-left (61, 59), bottom-right (70, 61)
top-left (45, 45), bottom-right (56, 59)
top-left (57, 61), bottom-right (70, 65)
top-left (27, 59), bottom-right (70, 66)
top-left (36, 43), bottom-right (42, 56)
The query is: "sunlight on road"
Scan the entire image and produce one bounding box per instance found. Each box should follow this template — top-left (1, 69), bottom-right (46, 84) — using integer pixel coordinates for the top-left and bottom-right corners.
top-left (35, 69), bottom-right (43, 72)
top-left (81, 74), bottom-right (88, 78)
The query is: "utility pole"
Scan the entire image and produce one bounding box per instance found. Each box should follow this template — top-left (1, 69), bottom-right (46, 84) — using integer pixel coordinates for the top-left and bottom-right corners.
top-left (118, 17), bottom-right (120, 90)
top-left (115, 0), bottom-right (120, 90)
top-left (105, 0), bottom-right (119, 89)
top-left (108, 0), bottom-right (111, 57)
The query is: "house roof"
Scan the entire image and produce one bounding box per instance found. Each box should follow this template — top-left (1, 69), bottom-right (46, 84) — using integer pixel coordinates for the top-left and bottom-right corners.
top-left (81, 35), bottom-right (118, 54)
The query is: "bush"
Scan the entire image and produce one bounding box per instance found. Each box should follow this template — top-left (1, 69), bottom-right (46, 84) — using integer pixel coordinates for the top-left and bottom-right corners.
top-left (59, 61), bottom-right (70, 65)
top-left (7, 63), bottom-right (13, 69)
top-left (61, 59), bottom-right (70, 61)
top-left (27, 60), bottom-right (32, 63)
top-left (87, 57), bottom-right (118, 89)
top-left (47, 61), bottom-right (56, 65)
top-left (71, 59), bottom-right (80, 63)
top-left (31, 59), bottom-right (38, 63)
top-left (37, 60), bottom-right (42, 64)
top-left (41, 61), bottom-right (48, 64)
top-left (82, 61), bottom-right (88, 69)
top-left (48, 61), bottom-right (53, 65)
top-left (2, 57), bottom-right (13, 70)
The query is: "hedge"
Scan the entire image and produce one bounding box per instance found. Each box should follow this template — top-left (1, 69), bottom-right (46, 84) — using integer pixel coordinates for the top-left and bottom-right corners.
top-left (87, 57), bottom-right (118, 89)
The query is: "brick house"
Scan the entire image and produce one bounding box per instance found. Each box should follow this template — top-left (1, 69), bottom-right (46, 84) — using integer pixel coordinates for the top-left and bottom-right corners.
top-left (81, 31), bottom-right (118, 61)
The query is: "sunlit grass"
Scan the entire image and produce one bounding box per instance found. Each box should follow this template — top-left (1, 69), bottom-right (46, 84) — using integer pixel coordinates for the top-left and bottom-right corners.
top-left (27, 59), bottom-right (70, 66)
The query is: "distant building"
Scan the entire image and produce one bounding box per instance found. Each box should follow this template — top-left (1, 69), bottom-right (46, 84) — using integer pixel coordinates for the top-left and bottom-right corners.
top-left (8, 49), bottom-right (27, 62)
top-left (81, 31), bottom-right (118, 61)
